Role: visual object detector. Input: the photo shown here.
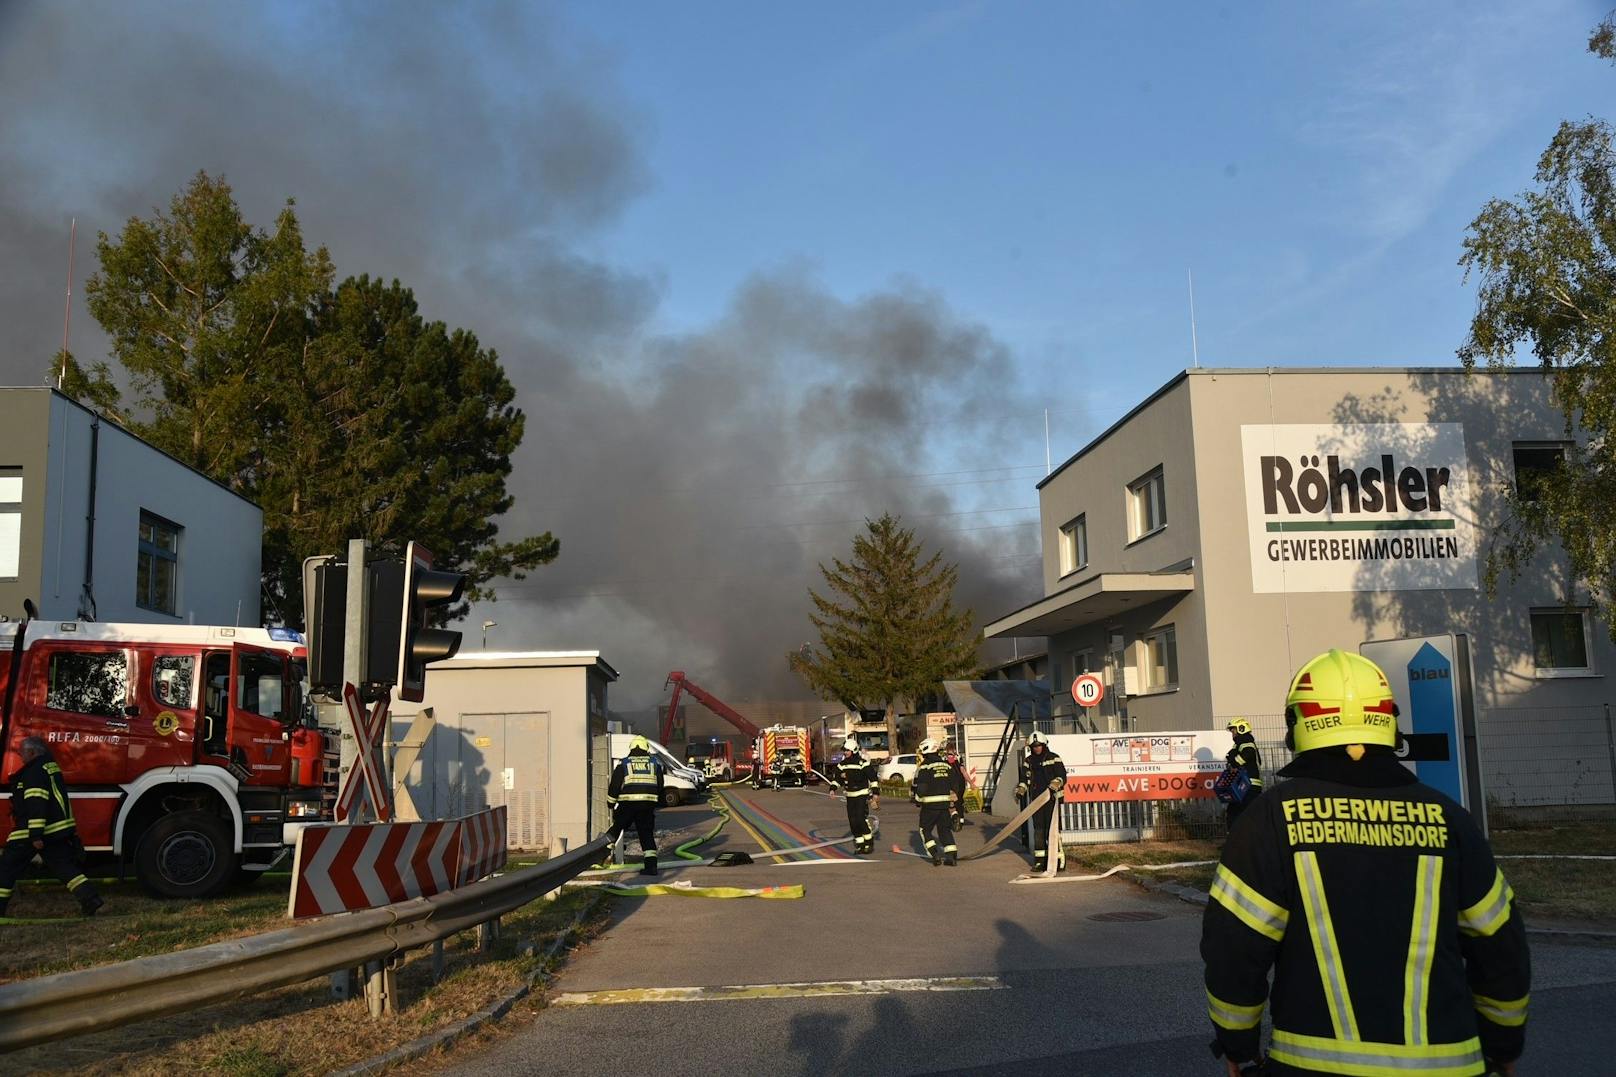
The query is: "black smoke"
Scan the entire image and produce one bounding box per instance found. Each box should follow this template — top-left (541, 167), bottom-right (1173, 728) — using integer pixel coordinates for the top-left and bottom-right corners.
top-left (0, 2), bottom-right (1051, 707)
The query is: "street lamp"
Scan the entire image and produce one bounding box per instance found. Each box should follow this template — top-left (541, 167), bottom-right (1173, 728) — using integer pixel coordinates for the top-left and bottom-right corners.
top-left (481, 620), bottom-right (498, 649)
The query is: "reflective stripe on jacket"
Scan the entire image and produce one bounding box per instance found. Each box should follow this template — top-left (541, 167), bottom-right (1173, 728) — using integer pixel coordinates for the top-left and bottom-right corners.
top-left (8, 757), bottom-right (76, 843)
top-left (834, 756), bottom-right (877, 796)
top-left (609, 753), bottom-right (664, 805)
top-left (912, 755), bottom-right (955, 804)
top-left (1200, 751), bottom-right (1529, 1076)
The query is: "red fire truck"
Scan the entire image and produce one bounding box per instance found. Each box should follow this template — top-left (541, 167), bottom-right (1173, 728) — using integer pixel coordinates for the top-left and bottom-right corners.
top-left (0, 618), bottom-right (332, 898)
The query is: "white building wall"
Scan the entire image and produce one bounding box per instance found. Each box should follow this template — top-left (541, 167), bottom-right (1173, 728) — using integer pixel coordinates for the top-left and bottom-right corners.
top-left (40, 394), bottom-right (261, 625)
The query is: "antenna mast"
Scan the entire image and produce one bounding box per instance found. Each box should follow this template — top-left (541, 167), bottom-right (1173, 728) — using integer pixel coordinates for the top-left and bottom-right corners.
top-left (1187, 269), bottom-right (1200, 369)
top-left (60, 218), bottom-right (76, 389)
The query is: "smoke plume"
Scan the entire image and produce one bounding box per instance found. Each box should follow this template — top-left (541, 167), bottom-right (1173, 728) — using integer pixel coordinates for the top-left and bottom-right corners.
top-left (0, 2), bottom-right (1050, 708)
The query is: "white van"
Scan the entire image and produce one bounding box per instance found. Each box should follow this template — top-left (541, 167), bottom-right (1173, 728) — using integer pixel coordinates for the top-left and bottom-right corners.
top-left (607, 734), bottom-right (707, 807)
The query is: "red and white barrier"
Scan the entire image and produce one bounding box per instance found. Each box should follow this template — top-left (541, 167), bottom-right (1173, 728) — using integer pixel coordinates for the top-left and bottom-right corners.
top-left (289, 806), bottom-right (507, 918)
top-left (458, 805), bottom-right (508, 886)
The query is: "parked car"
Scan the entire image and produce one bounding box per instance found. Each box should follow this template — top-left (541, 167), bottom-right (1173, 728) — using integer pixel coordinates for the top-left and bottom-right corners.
top-left (878, 753), bottom-right (918, 783)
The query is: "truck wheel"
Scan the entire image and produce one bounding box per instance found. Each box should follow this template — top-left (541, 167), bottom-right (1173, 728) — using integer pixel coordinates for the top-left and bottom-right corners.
top-left (135, 811), bottom-right (237, 898)
top-left (662, 788), bottom-right (684, 808)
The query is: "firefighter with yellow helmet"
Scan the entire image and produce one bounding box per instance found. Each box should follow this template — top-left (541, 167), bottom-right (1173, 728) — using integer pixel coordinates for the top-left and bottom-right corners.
top-left (1201, 649), bottom-right (1529, 1076)
top-left (1221, 717), bottom-right (1264, 828)
top-left (604, 735), bottom-right (665, 876)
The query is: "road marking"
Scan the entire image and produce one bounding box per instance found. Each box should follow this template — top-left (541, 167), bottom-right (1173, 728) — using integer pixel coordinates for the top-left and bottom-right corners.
top-left (553, 976), bottom-right (1006, 1006)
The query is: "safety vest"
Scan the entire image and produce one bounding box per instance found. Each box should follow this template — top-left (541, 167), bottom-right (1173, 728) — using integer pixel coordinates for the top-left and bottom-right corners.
top-left (611, 754), bottom-right (662, 805)
top-left (1201, 751), bottom-right (1529, 1076)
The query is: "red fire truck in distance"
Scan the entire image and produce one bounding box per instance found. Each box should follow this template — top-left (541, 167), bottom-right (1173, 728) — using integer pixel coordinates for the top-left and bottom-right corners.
top-left (0, 619), bottom-right (331, 897)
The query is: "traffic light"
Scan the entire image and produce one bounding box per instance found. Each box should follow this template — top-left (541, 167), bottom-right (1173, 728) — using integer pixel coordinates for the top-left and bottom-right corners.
top-left (303, 556), bottom-right (347, 695)
top-left (367, 542), bottom-right (465, 702)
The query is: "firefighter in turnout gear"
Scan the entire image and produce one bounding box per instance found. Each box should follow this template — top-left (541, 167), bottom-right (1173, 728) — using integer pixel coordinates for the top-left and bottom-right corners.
top-left (0, 738), bottom-right (103, 918)
top-left (946, 748), bottom-right (968, 832)
top-left (911, 740), bottom-right (957, 865)
top-left (1224, 717), bottom-right (1264, 829)
top-left (1201, 650), bottom-right (1530, 1077)
top-left (831, 737), bottom-right (879, 854)
top-left (605, 736), bottom-right (665, 876)
top-left (1016, 731), bottom-right (1067, 872)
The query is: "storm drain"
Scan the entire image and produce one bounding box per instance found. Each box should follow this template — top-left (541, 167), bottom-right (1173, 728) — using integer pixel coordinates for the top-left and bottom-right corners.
top-left (1087, 910), bottom-right (1166, 922)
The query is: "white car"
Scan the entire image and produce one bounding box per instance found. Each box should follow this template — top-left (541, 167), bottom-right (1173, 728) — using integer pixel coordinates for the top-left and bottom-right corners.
top-left (878, 754), bottom-right (918, 783)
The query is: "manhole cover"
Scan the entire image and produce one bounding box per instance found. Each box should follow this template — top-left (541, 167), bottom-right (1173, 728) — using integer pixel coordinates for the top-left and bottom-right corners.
top-left (1087, 910), bottom-right (1166, 922)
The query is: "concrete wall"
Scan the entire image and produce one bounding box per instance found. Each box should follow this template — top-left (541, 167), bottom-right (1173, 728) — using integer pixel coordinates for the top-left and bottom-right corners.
top-left (1039, 376), bottom-right (1214, 729)
top-left (404, 655), bottom-right (613, 855)
top-left (0, 388), bottom-right (262, 626)
top-left (1184, 368), bottom-right (1613, 721)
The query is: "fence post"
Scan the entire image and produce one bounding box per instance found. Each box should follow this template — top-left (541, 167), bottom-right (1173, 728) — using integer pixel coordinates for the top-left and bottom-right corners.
top-left (1604, 703), bottom-right (1616, 806)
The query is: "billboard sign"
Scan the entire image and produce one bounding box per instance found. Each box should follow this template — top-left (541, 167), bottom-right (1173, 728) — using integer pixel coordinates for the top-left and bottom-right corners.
top-left (1240, 423), bottom-right (1477, 593)
top-left (1048, 730), bottom-right (1233, 803)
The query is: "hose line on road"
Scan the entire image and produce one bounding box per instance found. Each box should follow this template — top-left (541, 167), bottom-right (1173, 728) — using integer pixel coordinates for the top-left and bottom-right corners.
top-left (589, 792), bottom-right (737, 873)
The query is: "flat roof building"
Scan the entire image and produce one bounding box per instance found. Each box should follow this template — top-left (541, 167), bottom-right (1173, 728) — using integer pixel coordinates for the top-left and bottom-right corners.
top-left (985, 367), bottom-right (1614, 809)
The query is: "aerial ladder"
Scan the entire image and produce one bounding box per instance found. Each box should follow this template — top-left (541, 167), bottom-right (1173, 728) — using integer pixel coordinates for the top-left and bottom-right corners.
top-left (660, 670), bottom-right (762, 747)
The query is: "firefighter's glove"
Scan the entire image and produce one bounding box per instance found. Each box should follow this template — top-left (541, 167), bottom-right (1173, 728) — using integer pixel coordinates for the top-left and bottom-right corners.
top-left (1014, 783), bottom-right (1028, 798)
top-left (1048, 778), bottom-right (1064, 792)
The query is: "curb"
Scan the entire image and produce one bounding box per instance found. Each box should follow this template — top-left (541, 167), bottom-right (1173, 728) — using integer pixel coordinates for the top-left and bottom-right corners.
top-left (1126, 872), bottom-right (1210, 907)
top-left (329, 893), bottom-right (606, 1077)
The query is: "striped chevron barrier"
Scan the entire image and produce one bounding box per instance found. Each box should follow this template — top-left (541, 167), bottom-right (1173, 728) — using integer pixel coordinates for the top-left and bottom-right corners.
top-left (289, 806), bottom-right (507, 918)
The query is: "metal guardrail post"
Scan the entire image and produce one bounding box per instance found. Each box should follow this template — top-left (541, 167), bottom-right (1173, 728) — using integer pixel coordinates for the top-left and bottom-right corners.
top-left (0, 836), bottom-right (608, 1053)
top-left (431, 940), bottom-right (445, 984)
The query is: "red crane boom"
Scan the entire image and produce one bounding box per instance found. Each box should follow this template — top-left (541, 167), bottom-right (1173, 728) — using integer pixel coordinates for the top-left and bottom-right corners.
top-left (660, 671), bottom-right (762, 745)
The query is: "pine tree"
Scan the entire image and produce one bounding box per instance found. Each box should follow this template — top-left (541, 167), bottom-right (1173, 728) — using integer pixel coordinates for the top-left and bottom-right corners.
top-left (789, 513), bottom-right (980, 749)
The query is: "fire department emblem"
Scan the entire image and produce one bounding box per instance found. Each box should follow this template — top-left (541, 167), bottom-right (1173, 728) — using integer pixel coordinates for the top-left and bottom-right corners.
top-left (154, 710), bottom-right (180, 737)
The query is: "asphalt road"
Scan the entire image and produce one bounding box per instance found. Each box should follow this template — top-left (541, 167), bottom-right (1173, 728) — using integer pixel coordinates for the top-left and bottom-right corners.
top-left (453, 787), bottom-right (1616, 1076)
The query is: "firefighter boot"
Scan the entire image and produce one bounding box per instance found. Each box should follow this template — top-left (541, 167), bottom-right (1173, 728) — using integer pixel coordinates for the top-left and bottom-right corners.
top-left (639, 854), bottom-right (659, 878)
top-left (79, 893), bottom-right (104, 917)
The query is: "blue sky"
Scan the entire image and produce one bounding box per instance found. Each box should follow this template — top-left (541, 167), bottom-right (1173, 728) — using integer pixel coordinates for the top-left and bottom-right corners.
top-left (571, 0), bottom-right (1609, 462)
top-left (0, 1), bottom-right (1609, 703)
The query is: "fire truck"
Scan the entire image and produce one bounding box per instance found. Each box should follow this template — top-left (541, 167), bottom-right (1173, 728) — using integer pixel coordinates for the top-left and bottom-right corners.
top-left (751, 725), bottom-right (811, 789)
top-left (0, 616), bottom-right (332, 898)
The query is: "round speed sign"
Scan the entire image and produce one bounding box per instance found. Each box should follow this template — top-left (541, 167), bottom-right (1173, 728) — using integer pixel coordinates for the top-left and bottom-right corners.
top-left (1072, 673), bottom-right (1105, 708)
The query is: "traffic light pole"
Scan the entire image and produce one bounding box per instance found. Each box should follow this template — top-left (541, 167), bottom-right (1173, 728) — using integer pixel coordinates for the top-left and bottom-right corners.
top-left (339, 537), bottom-right (370, 809)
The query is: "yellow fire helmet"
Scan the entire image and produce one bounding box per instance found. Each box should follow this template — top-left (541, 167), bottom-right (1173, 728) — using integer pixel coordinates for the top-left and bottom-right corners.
top-left (630, 735), bottom-right (650, 753)
top-left (1226, 717), bottom-right (1252, 737)
top-left (1285, 649), bottom-right (1399, 752)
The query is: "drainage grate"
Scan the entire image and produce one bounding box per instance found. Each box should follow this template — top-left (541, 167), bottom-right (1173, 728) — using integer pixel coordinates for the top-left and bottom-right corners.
top-left (1087, 910), bottom-right (1167, 922)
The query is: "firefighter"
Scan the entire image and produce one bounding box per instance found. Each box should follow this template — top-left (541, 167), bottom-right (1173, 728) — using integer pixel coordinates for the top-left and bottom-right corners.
top-left (946, 747), bottom-right (968, 832)
top-left (1015, 731), bottom-right (1067, 872)
top-left (1223, 717), bottom-right (1264, 829)
top-left (830, 737), bottom-right (879, 854)
top-left (911, 739), bottom-right (957, 866)
top-left (0, 737), bottom-right (103, 918)
top-left (605, 736), bottom-right (664, 876)
top-left (1201, 650), bottom-right (1530, 1077)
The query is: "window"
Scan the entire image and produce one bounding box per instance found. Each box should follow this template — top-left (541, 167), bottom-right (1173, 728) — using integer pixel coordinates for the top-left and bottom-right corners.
top-left (1512, 443), bottom-right (1568, 503)
top-left (237, 651), bottom-right (288, 721)
top-left (1058, 514), bottom-right (1088, 576)
top-left (1531, 608), bottom-right (1593, 676)
top-left (0, 467), bottom-right (21, 579)
top-left (1127, 467), bottom-right (1167, 541)
top-left (45, 650), bottom-right (129, 717)
top-left (137, 511), bottom-right (181, 615)
top-left (152, 654), bottom-right (196, 709)
top-left (1139, 625), bottom-right (1178, 692)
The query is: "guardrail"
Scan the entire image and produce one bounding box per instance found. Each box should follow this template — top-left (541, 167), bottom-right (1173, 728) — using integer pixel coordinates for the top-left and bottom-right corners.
top-left (0, 835), bottom-right (608, 1054)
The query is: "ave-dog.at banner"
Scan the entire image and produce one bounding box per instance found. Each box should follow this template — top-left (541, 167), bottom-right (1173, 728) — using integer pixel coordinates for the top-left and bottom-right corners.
top-left (1048, 731), bottom-right (1233, 803)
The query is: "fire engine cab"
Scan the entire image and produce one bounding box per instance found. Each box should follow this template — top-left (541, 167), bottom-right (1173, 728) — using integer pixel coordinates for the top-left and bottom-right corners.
top-left (0, 619), bottom-right (331, 897)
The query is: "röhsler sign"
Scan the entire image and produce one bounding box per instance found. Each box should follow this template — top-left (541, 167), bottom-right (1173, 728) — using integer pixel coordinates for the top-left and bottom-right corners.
top-left (1240, 423), bottom-right (1478, 594)
top-left (1048, 731), bottom-right (1232, 803)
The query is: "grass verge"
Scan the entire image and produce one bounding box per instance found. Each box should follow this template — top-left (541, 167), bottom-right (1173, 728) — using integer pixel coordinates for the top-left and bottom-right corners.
top-left (5, 888), bottom-right (608, 1076)
top-left (1064, 838), bottom-right (1221, 892)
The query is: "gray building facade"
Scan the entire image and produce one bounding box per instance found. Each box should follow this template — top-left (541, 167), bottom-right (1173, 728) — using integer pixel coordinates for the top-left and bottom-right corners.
top-left (986, 368), bottom-right (1614, 808)
top-left (0, 388), bottom-right (263, 626)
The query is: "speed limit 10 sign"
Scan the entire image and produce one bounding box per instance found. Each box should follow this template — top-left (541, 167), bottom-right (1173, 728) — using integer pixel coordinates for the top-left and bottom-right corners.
top-left (1072, 673), bottom-right (1105, 708)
